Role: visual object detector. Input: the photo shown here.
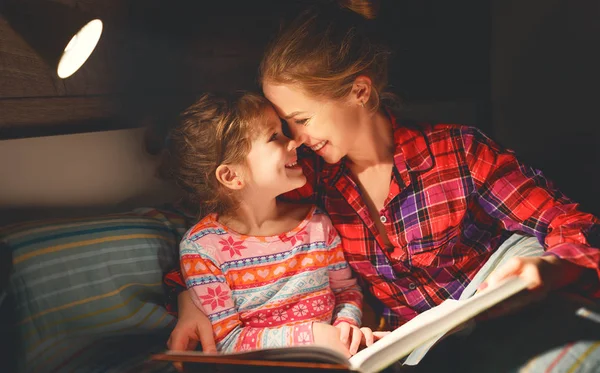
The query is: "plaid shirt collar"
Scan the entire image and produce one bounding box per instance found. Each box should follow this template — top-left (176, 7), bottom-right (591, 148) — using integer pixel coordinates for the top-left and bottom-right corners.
top-left (318, 115), bottom-right (434, 200)
top-left (318, 115), bottom-right (433, 184)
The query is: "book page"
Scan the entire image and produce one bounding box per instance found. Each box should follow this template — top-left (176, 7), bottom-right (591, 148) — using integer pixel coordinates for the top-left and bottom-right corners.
top-left (349, 276), bottom-right (530, 373)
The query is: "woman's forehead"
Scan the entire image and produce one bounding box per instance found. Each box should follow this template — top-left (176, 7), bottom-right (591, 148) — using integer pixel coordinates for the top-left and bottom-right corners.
top-left (263, 83), bottom-right (320, 116)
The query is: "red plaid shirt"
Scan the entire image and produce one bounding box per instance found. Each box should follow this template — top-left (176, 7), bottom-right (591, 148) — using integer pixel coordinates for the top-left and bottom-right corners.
top-left (280, 116), bottom-right (600, 328)
top-left (166, 115), bottom-right (600, 328)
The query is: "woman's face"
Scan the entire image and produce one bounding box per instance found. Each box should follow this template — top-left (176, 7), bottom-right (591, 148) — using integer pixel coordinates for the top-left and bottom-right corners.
top-left (263, 82), bottom-right (362, 164)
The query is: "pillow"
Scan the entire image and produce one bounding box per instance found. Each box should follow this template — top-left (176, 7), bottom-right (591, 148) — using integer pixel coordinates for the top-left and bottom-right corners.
top-left (0, 208), bottom-right (190, 373)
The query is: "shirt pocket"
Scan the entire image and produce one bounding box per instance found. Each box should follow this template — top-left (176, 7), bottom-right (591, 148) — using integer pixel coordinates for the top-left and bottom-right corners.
top-left (406, 225), bottom-right (461, 268)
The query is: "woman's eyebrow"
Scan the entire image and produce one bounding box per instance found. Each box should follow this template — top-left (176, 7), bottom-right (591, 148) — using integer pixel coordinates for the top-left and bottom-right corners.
top-left (284, 111), bottom-right (305, 120)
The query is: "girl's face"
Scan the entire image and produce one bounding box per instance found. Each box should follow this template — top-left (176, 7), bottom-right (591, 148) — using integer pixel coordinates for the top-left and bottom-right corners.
top-left (263, 82), bottom-right (363, 164)
top-left (243, 106), bottom-right (306, 197)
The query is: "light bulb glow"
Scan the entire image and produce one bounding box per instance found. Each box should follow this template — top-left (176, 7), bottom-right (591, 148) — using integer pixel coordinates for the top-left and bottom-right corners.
top-left (57, 19), bottom-right (103, 79)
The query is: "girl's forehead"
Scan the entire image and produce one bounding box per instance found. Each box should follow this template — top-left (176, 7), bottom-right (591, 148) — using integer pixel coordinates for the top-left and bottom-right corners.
top-left (251, 105), bottom-right (280, 136)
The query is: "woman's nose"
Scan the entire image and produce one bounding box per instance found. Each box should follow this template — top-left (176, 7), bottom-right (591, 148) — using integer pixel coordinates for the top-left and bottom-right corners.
top-left (287, 138), bottom-right (300, 151)
top-left (290, 130), bottom-right (308, 145)
top-left (286, 122), bottom-right (308, 143)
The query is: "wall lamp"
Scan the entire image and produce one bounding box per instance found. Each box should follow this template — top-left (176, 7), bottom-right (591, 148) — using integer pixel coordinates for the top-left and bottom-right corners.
top-left (1, 0), bottom-right (103, 79)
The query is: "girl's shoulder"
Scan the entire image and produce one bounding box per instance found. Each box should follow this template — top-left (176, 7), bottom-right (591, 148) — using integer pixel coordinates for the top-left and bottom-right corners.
top-left (183, 213), bottom-right (222, 242)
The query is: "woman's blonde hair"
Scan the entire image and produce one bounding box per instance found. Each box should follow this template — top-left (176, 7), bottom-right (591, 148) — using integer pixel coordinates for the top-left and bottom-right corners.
top-left (163, 92), bottom-right (270, 216)
top-left (260, 0), bottom-right (398, 111)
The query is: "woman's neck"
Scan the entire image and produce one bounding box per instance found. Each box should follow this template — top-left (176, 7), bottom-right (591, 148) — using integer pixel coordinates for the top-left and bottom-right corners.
top-left (346, 110), bottom-right (395, 170)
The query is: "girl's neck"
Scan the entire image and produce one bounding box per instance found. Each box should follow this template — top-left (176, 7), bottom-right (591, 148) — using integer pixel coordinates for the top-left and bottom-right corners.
top-left (219, 197), bottom-right (282, 236)
top-left (347, 110), bottom-right (395, 170)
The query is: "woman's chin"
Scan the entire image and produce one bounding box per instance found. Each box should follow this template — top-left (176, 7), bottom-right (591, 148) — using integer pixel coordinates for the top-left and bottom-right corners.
top-left (315, 144), bottom-right (343, 164)
top-left (321, 152), bottom-right (343, 164)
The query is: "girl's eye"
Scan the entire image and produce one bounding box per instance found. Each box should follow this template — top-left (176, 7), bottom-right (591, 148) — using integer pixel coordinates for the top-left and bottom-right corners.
top-left (269, 132), bottom-right (278, 142)
top-left (295, 118), bottom-right (309, 126)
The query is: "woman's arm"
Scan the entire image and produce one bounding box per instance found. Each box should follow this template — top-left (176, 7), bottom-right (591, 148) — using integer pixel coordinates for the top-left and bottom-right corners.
top-left (168, 290), bottom-right (217, 353)
top-left (463, 127), bottom-right (599, 293)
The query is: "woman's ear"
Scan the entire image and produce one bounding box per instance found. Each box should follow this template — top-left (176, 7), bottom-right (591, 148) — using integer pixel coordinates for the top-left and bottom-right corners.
top-left (352, 75), bottom-right (373, 106)
top-left (215, 164), bottom-right (244, 190)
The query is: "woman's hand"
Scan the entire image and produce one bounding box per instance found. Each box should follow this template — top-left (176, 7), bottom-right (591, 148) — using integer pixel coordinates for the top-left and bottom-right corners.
top-left (484, 255), bottom-right (584, 292)
top-left (477, 255), bottom-right (586, 319)
top-left (167, 291), bottom-right (216, 371)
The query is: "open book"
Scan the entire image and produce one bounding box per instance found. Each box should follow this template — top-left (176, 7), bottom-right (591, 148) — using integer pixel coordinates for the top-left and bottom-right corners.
top-left (152, 276), bottom-right (530, 373)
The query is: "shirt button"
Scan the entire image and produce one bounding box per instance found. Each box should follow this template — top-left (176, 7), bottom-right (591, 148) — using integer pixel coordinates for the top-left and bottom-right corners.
top-left (408, 283), bottom-right (417, 290)
top-left (380, 215), bottom-right (387, 223)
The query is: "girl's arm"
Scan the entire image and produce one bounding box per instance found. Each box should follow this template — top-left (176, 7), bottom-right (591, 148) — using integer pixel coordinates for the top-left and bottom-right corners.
top-left (463, 127), bottom-right (599, 293)
top-left (181, 239), bottom-right (315, 352)
top-left (323, 219), bottom-right (363, 326)
top-left (326, 230), bottom-right (363, 327)
top-left (323, 218), bottom-right (364, 353)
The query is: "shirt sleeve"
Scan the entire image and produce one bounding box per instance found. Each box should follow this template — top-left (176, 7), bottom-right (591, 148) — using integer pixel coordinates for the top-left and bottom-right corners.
top-left (323, 218), bottom-right (363, 327)
top-left (180, 238), bottom-right (315, 352)
top-left (463, 127), bottom-right (600, 292)
top-left (163, 268), bottom-right (186, 316)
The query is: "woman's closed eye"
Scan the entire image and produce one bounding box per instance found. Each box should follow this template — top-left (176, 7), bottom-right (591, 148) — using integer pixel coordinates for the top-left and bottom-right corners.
top-left (295, 118), bottom-right (309, 126)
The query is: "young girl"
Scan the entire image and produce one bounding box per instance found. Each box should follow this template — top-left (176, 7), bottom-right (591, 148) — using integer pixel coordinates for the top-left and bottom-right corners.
top-left (164, 91), bottom-right (371, 355)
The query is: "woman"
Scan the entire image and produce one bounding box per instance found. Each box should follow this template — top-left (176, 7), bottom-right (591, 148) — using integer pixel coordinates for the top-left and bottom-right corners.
top-left (167, 0), bottom-right (600, 370)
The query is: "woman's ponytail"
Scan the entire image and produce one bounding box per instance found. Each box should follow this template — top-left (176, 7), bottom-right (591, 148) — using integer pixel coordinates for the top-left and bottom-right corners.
top-left (338, 0), bottom-right (380, 20)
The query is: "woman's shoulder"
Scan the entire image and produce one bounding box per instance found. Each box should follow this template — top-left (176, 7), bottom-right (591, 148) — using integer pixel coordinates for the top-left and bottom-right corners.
top-left (394, 118), bottom-right (501, 151)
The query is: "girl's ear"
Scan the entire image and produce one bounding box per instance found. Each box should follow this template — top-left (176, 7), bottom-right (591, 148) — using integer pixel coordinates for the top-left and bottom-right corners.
top-left (352, 75), bottom-right (373, 106)
top-left (215, 164), bottom-right (245, 190)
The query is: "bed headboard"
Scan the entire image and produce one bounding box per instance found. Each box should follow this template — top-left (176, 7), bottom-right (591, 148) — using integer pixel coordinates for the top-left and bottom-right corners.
top-left (0, 128), bottom-right (178, 224)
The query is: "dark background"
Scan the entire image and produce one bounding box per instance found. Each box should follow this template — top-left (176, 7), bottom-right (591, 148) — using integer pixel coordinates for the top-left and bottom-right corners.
top-left (0, 0), bottom-right (598, 214)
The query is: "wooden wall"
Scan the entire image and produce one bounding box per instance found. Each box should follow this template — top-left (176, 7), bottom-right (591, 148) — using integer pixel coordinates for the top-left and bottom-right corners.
top-left (0, 0), bottom-right (279, 140)
top-left (0, 0), bottom-right (130, 138)
top-left (0, 0), bottom-right (491, 141)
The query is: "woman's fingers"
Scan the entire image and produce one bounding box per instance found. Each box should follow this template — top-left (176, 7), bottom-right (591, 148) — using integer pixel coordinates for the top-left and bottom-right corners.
top-left (167, 330), bottom-right (188, 351)
top-left (187, 338), bottom-right (199, 351)
top-left (167, 332), bottom-right (189, 373)
top-left (481, 257), bottom-right (524, 290)
top-left (197, 324), bottom-right (217, 353)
